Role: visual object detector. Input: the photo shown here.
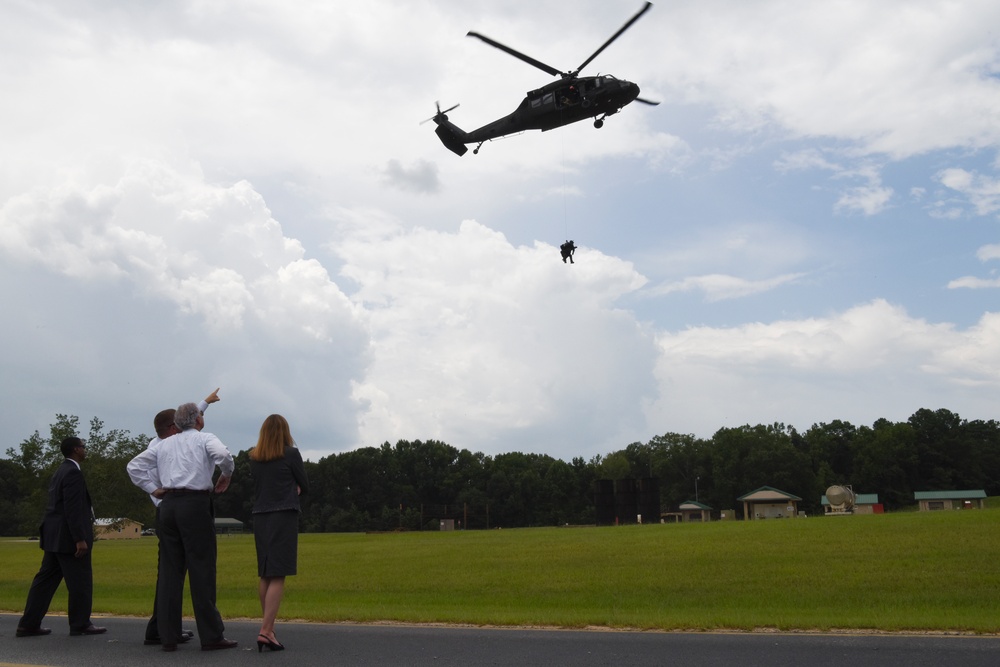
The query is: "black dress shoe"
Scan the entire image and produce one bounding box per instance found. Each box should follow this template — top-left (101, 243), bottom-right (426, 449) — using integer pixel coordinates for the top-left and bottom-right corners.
top-left (70, 625), bottom-right (107, 636)
top-left (145, 633), bottom-right (192, 645)
top-left (15, 627), bottom-right (52, 638)
top-left (201, 638), bottom-right (238, 651)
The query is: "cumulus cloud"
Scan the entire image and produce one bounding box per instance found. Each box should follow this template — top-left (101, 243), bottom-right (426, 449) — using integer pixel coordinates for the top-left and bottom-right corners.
top-left (652, 1), bottom-right (1000, 158)
top-left (647, 300), bottom-right (1000, 436)
top-left (0, 158), bottom-right (371, 454)
top-left (333, 216), bottom-right (658, 454)
top-left (0, 161), bottom-right (360, 340)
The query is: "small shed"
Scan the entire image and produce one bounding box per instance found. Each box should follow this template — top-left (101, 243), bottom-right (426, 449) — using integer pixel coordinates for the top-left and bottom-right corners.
top-left (820, 493), bottom-right (883, 515)
top-left (678, 500), bottom-right (712, 522)
top-left (94, 518), bottom-right (142, 540)
top-left (738, 486), bottom-right (802, 520)
top-left (914, 490), bottom-right (986, 511)
top-left (214, 517), bottom-right (245, 535)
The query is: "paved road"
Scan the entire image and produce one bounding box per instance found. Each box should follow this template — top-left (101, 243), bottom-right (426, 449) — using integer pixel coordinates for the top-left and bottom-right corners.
top-left (3, 614), bottom-right (999, 666)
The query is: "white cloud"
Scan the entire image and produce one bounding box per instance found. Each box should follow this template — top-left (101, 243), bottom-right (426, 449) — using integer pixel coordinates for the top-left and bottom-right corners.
top-left (977, 244), bottom-right (1000, 262)
top-left (774, 149), bottom-right (840, 174)
top-left (938, 168), bottom-right (1000, 216)
top-left (335, 216), bottom-right (658, 454)
top-left (0, 157), bottom-right (371, 454)
top-left (0, 161), bottom-right (354, 338)
top-left (382, 160), bottom-right (441, 194)
top-left (948, 276), bottom-right (1000, 290)
top-left (651, 1), bottom-right (1000, 158)
top-left (948, 243), bottom-right (1000, 290)
top-left (835, 183), bottom-right (894, 216)
top-left (647, 300), bottom-right (1000, 436)
top-left (648, 272), bottom-right (805, 302)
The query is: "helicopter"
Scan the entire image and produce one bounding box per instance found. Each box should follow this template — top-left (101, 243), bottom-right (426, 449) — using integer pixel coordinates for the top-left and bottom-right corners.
top-left (426, 1), bottom-right (659, 156)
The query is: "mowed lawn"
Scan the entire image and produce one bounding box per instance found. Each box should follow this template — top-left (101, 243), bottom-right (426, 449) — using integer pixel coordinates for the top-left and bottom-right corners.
top-left (2, 510), bottom-right (998, 633)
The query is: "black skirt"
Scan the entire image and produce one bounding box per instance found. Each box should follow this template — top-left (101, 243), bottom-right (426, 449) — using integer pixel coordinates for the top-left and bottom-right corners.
top-left (253, 509), bottom-right (299, 577)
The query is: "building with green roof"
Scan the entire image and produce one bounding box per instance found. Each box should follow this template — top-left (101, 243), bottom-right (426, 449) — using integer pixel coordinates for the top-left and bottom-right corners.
top-left (914, 490), bottom-right (986, 511)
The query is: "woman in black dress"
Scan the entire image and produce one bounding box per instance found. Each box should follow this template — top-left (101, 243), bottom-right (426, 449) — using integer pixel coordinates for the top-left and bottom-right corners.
top-left (249, 414), bottom-right (308, 651)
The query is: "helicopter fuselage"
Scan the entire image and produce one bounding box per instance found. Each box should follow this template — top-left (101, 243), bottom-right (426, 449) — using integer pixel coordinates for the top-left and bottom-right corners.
top-left (474, 74), bottom-right (639, 138)
top-left (433, 74), bottom-right (640, 155)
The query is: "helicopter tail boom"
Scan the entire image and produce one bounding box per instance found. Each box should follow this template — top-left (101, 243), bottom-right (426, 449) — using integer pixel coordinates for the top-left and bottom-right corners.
top-left (423, 102), bottom-right (470, 156)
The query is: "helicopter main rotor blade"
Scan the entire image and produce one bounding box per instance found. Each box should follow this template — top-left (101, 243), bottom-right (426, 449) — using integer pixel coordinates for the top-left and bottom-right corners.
top-left (572, 1), bottom-right (652, 76)
top-left (467, 31), bottom-right (564, 78)
top-left (635, 97), bottom-right (660, 106)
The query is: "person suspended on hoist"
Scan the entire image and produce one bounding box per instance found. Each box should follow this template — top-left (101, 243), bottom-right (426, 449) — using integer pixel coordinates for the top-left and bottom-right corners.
top-left (560, 240), bottom-right (577, 264)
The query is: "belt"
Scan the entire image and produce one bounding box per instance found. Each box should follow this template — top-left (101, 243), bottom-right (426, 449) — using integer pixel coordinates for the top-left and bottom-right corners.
top-left (161, 488), bottom-right (211, 495)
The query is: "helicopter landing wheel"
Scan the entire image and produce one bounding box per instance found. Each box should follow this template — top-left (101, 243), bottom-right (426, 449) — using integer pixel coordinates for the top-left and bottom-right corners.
top-left (594, 119), bottom-right (604, 129)
top-left (473, 142), bottom-right (484, 155)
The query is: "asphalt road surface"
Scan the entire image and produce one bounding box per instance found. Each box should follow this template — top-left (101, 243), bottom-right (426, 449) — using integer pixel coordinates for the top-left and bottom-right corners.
top-left (3, 614), bottom-right (999, 666)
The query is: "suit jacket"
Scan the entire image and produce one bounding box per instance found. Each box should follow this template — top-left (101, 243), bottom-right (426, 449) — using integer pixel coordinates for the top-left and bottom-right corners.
top-left (38, 459), bottom-right (94, 554)
top-left (250, 446), bottom-right (309, 514)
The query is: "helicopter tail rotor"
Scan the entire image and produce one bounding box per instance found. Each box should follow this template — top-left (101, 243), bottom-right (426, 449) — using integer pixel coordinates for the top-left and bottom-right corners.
top-left (420, 101), bottom-right (461, 125)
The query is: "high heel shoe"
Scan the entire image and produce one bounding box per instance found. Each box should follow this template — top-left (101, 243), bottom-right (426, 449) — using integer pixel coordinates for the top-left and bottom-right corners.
top-left (257, 634), bottom-right (285, 652)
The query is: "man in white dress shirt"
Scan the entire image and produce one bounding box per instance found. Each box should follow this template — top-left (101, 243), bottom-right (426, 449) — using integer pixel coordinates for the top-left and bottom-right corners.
top-left (142, 388), bottom-right (220, 646)
top-left (127, 402), bottom-right (236, 652)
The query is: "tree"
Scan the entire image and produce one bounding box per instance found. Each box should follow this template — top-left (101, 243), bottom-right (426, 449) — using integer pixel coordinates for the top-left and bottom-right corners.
top-left (851, 419), bottom-right (919, 509)
top-left (81, 417), bottom-right (152, 526)
top-left (0, 459), bottom-right (26, 535)
top-left (3, 414), bottom-right (151, 534)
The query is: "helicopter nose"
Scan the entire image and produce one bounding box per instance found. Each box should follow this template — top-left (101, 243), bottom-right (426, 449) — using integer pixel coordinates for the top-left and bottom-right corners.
top-left (624, 81), bottom-right (640, 102)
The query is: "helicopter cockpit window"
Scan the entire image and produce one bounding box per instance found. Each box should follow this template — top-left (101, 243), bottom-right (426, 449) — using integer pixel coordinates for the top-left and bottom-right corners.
top-left (530, 97), bottom-right (542, 109)
top-left (542, 92), bottom-right (554, 106)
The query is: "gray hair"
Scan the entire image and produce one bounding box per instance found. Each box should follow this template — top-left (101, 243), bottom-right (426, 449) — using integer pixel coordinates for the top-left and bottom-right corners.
top-left (173, 402), bottom-right (202, 431)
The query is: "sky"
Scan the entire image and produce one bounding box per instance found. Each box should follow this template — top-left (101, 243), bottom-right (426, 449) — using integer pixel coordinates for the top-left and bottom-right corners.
top-left (3, 0), bottom-right (1000, 463)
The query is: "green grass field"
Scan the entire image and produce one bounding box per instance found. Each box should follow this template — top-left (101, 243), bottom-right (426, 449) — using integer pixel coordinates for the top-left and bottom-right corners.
top-left (2, 510), bottom-right (999, 633)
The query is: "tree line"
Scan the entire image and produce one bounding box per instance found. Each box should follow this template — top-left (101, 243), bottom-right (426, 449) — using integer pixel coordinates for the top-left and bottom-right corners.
top-left (2, 408), bottom-right (998, 535)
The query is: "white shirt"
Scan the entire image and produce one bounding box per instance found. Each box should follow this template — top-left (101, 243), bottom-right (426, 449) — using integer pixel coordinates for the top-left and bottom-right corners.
top-left (128, 428), bottom-right (234, 495)
top-left (141, 399), bottom-right (210, 506)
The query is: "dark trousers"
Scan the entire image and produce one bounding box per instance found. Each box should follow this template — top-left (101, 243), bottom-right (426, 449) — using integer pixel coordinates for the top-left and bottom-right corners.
top-left (19, 549), bottom-right (93, 631)
top-left (146, 506), bottom-right (188, 640)
top-left (156, 493), bottom-right (225, 645)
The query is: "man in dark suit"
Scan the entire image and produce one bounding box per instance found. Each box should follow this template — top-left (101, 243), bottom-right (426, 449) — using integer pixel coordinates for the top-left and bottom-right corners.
top-left (16, 437), bottom-right (107, 638)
